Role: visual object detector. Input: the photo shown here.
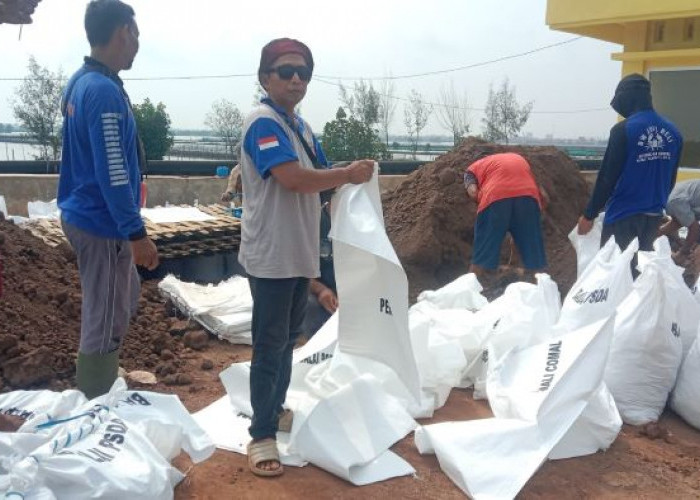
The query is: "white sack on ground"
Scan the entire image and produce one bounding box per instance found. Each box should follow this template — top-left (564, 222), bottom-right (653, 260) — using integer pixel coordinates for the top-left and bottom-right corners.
top-left (27, 199), bottom-right (59, 220)
top-left (671, 326), bottom-right (700, 430)
top-left (329, 164), bottom-right (421, 403)
top-left (408, 302), bottom-right (469, 412)
top-left (111, 390), bottom-right (215, 463)
top-left (639, 237), bottom-right (700, 358)
top-left (416, 273), bottom-right (488, 311)
top-left (605, 259), bottom-right (683, 425)
top-left (407, 272), bottom-right (488, 408)
top-left (568, 214), bottom-right (603, 279)
top-left (0, 379), bottom-right (214, 500)
top-left (416, 317), bottom-right (615, 499)
top-left (0, 196), bottom-right (7, 218)
top-left (159, 275), bottom-right (252, 345)
top-left (290, 375), bottom-right (416, 485)
top-left (549, 383), bottom-right (621, 460)
top-left (463, 274), bottom-right (561, 398)
top-left (558, 236), bottom-right (636, 331)
top-left (141, 206), bottom-right (215, 224)
top-left (550, 237), bottom-right (635, 455)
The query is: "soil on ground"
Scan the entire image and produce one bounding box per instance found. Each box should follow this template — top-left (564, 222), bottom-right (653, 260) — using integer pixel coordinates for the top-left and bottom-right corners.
top-left (1, 152), bottom-right (699, 498)
top-left (382, 138), bottom-right (589, 301)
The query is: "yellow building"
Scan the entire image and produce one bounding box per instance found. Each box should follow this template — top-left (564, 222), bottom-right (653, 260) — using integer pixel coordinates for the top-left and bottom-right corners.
top-left (547, 1), bottom-right (700, 171)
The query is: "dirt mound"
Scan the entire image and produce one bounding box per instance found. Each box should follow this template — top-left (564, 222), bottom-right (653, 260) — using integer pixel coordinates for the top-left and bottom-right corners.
top-left (382, 138), bottom-right (590, 299)
top-left (0, 218), bottom-right (192, 391)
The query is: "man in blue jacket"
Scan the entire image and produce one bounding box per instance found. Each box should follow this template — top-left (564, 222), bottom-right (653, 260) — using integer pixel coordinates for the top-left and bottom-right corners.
top-left (577, 74), bottom-right (683, 254)
top-left (58, 0), bottom-right (158, 399)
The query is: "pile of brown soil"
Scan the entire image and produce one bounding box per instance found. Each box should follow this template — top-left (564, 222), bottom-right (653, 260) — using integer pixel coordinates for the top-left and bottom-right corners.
top-left (382, 138), bottom-right (590, 299)
top-left (0, 216), bottom-right (202, 392)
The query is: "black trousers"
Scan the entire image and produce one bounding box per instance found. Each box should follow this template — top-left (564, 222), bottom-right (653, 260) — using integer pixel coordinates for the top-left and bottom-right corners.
top-left (247, 276), bottom-right (309, 440)
top-left (601, 214), bottom-right (663, 277)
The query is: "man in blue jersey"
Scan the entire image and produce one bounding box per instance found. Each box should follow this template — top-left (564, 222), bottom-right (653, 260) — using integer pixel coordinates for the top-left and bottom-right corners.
top-left (577, 74), bottom-right (683, 255)
top-left (240, 38), bottom-right (374, 476)
top-left (58, 0), bottom-right (158, 399)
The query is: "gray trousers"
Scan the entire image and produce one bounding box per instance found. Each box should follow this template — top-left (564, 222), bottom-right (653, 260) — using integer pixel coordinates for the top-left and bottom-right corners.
top-left (62, 220), bottom-right (140, 354)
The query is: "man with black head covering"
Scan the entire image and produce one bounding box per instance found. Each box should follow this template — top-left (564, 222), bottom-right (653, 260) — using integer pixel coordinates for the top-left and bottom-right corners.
top-left (577, 74), bottom-right (683, 253)
top-left (239, 38), bottom-right (374, 477)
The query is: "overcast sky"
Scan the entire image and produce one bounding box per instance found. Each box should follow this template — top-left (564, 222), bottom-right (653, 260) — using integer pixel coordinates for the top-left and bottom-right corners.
top-left (0, 0), bottom-right (624, 139)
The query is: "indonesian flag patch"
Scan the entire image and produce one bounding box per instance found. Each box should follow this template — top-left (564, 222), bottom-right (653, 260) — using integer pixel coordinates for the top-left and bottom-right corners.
top-left (258, 135), bottom-right (280, 151)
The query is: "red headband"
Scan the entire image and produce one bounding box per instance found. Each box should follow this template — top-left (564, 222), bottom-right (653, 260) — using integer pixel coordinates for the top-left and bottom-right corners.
top-left (258, 38), bottom-right (314, 83)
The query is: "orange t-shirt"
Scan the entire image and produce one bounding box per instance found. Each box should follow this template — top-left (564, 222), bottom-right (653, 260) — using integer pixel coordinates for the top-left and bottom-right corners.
top-left (467, 153), bottom-right (541, 214)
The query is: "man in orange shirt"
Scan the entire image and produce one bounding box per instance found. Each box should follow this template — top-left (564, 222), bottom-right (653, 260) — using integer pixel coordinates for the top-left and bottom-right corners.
top-left (464, 152), bottom-right (548, 277)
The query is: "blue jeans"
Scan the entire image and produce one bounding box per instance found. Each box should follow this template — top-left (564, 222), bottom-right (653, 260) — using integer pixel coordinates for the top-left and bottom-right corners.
top-left (248, 276), bottom-right (309, 441)
top-left (472, 196), bottom-right (547, 270)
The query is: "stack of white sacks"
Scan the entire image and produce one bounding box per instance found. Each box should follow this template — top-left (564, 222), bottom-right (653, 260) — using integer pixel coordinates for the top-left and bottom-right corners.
top-left (158, 275), bottom-right (253, 345)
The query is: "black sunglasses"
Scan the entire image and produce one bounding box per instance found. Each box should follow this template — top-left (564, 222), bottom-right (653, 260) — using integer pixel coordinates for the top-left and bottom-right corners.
top-left (267, 64), bottom-right (312, 82)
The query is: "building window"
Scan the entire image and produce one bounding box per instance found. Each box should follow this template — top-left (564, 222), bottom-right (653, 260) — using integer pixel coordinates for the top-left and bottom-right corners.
top-left (653, 21), bottom-right (665, 43)
top-left (684, 19), bottom-right (695, 41)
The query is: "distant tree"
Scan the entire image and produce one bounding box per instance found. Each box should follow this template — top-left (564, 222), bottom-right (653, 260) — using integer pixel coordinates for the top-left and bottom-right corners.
top-left (403, 89), bottom-right (432, 159)
top-left (377, 76), bottom-right (397, 148)
top-left (11, 56), bottom-right (65, 161)
top-left (339, 80), bottom-right (381, 128)
top-left (435, 81), bottom-right (470, 146)
top-left (482, 78), bottom-right (533, 144)
top-left (132, 98), bottom-right (174, 160)
top-left (205, 99), bottom-right (243, 159)
top-left (322, 107), bottom-right (388, 161)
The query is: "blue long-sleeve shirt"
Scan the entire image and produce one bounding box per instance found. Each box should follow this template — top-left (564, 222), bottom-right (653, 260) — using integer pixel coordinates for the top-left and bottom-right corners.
top-left (58, 62), bottom-right (145, 241)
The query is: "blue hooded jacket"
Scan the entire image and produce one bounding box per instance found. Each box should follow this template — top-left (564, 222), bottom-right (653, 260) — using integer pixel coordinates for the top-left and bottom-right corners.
top-left (58, 58), bottom-right (145, 241)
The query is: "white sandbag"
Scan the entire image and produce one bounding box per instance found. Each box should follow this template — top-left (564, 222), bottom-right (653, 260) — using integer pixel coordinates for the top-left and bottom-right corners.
top-left (639, 237), bottom-right (700, 358)
top-left (463, 274), bottom-right (561, 398)
top-left (0, 196), bottom-right (7, 218)
top-left (671, 327), bottom-right (700, 429)
top-left (417, 317), bottom-right (614, 499)
top-left (159, 274), bottom-right (252, 345)
top-left (568, 214), bottom-right (603, 278)
top-left (22, 415), bottom-right (182, 500)
top-left (416, 273), bottom-right (488, 311)
top-left (112, 391), bottom-right (215, 463)
top-left (289, 375), bottom-right (416, 485)
top-left (302, 350), bottom-right (435, 419)
top-left (329, 163), bottom-right (421, 403)
top-left (605, 261), bottom-right (683, 425)
top-left (549, 383), bottom-right (621, 459)
top-left (558, 237), bottom-right (637, 331)
top-left (408, 302), bottom-right (469, 411)
top-left (27, 199), bottom-right (59, 220)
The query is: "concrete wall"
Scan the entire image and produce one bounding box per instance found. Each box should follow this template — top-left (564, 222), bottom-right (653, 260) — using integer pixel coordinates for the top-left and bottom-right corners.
top-left (0, 174), bottom-right (408, 217)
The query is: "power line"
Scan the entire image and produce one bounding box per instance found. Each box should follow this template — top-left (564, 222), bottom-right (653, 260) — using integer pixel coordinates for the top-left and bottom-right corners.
top-left (315, 37), bottom-right (585, 81)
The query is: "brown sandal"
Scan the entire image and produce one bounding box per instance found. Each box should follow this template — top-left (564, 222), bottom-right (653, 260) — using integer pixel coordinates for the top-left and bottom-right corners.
top-left (247, 438), bottom-right (283, 477)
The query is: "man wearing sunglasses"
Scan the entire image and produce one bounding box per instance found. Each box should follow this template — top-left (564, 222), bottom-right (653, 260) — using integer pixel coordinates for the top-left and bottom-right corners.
top-left (238, 38), bottom-right (374, 477)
